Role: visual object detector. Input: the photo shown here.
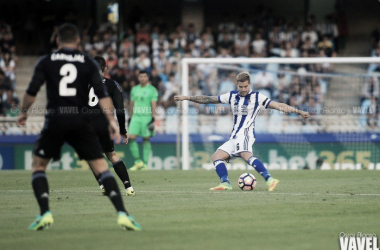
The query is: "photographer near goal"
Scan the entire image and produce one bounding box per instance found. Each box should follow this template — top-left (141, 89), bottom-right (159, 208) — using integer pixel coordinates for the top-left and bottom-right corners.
top-left (175, 72), bottom-right (310, 191)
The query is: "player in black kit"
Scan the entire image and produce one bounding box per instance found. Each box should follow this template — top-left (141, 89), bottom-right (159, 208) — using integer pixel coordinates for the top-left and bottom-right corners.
top-left (89, 56), bottom-right (135, 196)
top-left (17, 23), bottom-right (141, 231)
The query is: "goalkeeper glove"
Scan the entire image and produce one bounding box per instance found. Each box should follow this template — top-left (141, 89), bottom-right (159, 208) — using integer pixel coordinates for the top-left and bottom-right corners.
top-left (148, 117), bottom-right (155, 131)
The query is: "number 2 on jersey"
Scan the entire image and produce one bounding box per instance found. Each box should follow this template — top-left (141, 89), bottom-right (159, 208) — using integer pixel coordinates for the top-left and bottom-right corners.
top-left (88, 87), bottom-right (99, 106)
top-left (59, 63), bottom-right (77, 96)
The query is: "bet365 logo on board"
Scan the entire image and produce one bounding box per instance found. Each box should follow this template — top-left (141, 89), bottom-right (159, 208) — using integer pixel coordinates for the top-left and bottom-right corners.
top-left (339, 232), bottom-right (379, 250)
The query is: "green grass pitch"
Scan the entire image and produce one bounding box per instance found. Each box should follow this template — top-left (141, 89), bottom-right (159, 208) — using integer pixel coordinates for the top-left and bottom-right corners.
top-left (0, 170), bottom-right (379, 250)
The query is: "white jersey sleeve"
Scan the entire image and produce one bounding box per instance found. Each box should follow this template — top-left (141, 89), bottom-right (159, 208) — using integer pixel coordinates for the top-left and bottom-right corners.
top-left (258, 92), bottom-right (272, 109)
top-left (218, 92), bottom-right (231, 104)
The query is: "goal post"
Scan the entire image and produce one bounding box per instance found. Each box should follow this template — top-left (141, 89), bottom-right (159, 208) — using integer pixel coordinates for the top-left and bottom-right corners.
top-left (180, 57), bottom-right (380, 170)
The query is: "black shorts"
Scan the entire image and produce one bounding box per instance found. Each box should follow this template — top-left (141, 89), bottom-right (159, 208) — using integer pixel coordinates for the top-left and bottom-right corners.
top-left (34, 117), bottom-right (104, 161)
top-left (92, 115), bottom-right (114, 153)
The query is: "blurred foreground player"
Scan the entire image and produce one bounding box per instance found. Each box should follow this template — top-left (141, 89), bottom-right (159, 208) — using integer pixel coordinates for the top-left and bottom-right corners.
top-left (89, 56), bottom-right (135, 196)
top-left (175, 72), bottom-right (310, 191)
top-left (17, 23), bottom-right (141, 231)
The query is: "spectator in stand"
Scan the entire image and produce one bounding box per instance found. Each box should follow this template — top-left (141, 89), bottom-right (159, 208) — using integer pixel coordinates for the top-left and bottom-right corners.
top-left (150, 26), bottom-right (160, 41)
top-left (119, 50), bottom-right (135, 70)
top-left (234, 29), bottom-right (250, 57)
top-left (253, 71), bottom-right (274, 97)
top-left (217, 27), bottom-right (233, 44)
top-left (203, 26), bottom-right (215, 48)
top-left (301, 37), bottom-right (317, 56)
top-left (217, 47), bottom-right (232, 58)
top-left (195, 32), bottom-right (215, 55)
top-left (136, 39), bottom-right (150, 55)
top-left (362, 76), bottom-right (380, 105)
top-left (318, 15), bottom-right (339, 50)
top-left (103, 31), bottom-right (117, 52)
top-left (152, 33), bottom-right (169, 57)
top-left (136, 25), bottom-right (151, 44)
top-left (234, 26), bottom-right (250, 46)
top-left (283, 24), bottom-right (300, 48)
top-left (120, 60), bottom-right (134, 80)
top-left (134, 52), bottom-right (151, 72)
top-left (174, 24), bottom-right (186, 41)
top-left (119, 28), bottom-right (135, 55)
top-left (188, 42), bottom-right (201, 57)
top-left (153, 49), bottom-right (168, 74)
top-left (251, 33), bottom-right (267, 57)
top-left (170, 30), bottom-right (187, 53)
top-left (281, 41), bottom-right (298, 58)
top-left (218, 32), bottom-right (234, 55)
top-left (275, 73), bottom-right (290, 102)
top-left (268, 25), bottom-right (285, 49)
top-left (316, 49), bottom-right (333, 73)
top-left (0, 52), bottom-right (16, 72)
top-left (169, 49), bottom-right (182, 66)
top-left (1, 31), bottom-right (16, 55)
top-left (368, 45), bottom-right (380, 73)
top-left (0, 70), bottom-right (13, 115)
top-left (317, 35), bottom-right (334, 57)
top-left (301, 24), bottom-right (318, 45)
top-left (83, 35), bottom-right (93, 55)
top-left (93, 33), bottom-right (104, 52)
top-left (218, 14), bottom-right (235, 33)
top-left (186, 23), bottom-right (198, 44)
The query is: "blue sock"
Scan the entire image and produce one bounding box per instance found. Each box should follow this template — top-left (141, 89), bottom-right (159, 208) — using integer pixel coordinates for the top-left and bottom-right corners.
top-left (213, 160), bottom-right (229, 183)
top-left (247, 157), bottom-right (271, 181)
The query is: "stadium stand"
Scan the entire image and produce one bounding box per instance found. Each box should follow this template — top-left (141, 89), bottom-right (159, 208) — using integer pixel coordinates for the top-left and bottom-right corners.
top-left (5, 7), bottom-right (380, 135)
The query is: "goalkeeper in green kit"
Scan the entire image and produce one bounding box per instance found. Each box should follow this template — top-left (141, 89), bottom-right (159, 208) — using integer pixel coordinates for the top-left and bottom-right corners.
top-left (128, 71), bottom-right (158, 170)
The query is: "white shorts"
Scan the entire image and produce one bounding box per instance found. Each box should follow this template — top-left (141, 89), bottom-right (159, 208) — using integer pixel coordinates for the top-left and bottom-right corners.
top-left (217, 135), bottom-right (256, 161)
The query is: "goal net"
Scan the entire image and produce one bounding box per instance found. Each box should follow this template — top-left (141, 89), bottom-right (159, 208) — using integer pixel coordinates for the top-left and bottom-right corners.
top-left (179, 57), bottom-right (380, 170)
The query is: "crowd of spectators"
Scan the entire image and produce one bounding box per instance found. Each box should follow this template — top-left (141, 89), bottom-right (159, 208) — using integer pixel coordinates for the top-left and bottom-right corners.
top-left (45, 13), bottom-right (343, 120)
top-left (0, 20), bottom-right (18, 117)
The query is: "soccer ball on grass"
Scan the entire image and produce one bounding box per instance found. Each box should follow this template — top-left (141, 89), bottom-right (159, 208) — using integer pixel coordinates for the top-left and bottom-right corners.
top-left (238, 173), bottom-right (256, 191)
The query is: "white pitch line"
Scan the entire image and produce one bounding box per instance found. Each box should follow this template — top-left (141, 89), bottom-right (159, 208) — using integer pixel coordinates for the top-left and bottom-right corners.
top-left (1, 190), bottom-right (380, 197)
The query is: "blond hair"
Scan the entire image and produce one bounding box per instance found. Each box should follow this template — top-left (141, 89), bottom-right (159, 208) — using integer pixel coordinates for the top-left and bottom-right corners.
top-left (236, 72), bottom-right (251, 83)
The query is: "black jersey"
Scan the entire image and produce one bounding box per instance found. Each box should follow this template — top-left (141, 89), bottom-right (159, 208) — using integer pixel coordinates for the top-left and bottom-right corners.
top-left (26, 48), bottom-right (108, 120)
top-left (89, 76), bottom-right (127, 134)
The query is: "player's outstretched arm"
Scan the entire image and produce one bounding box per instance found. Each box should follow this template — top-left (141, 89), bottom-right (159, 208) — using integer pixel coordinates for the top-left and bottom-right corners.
top-left (174, 95), bottom-right (219, 104)
top-left (267, 101), bottom-right (310, 119)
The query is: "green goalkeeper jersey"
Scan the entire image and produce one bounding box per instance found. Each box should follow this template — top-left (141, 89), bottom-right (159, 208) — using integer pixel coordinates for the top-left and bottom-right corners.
top-left (131, 84), bottom-right (158, 116)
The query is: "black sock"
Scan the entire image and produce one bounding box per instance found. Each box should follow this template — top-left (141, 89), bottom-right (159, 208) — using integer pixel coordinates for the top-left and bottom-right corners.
top-left (31, 171), bottom-right (50, 215)
top-left (112, 160), bottom-right (131, 188)
top-left (90, 168), bottom-right (101, 185)
top-left (99, 171), bottom-right (128, 214)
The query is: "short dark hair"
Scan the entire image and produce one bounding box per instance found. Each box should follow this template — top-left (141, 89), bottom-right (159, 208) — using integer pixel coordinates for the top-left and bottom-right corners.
top-left (93, 56), bottom-right (106, 72)
top-left (139, 70), bottom-right (149, 76)
top-left (57, 23), bottom-right (79, 44)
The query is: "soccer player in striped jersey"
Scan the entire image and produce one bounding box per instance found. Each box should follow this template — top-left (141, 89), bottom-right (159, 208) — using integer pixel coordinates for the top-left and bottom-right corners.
top-left (174, 72), bottom-right (310, 191)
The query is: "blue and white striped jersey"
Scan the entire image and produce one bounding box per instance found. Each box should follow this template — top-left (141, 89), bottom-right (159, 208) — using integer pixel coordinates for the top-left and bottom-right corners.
top-left (218, 90), bottom-right (271, 139)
